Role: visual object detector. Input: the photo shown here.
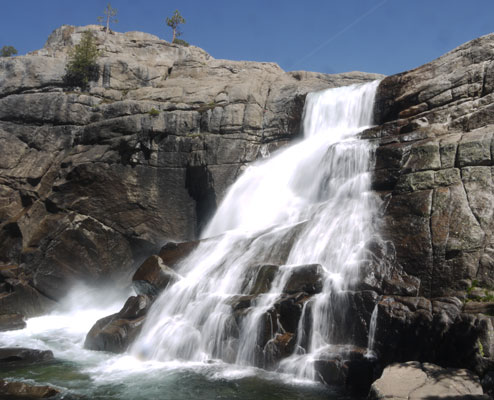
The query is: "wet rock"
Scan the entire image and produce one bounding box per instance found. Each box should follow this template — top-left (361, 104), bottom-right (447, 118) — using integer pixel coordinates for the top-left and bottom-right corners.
top-left (132, 255), bottom-right (180, 296)
top-left (245, 264), bottom-right (279, 295)
top-left (314, 345), bottom-right (378, 394)
top-left (275, 292), bottom-right (309, 334)
top-left (264, 332), bottom-right (295, 368)
top-left (228, 295), bottom-right (254, 311)
top-left (283, 264), bottom-right (323, 295)
top-left (158, 240), bottom-right (200, 269)
top-left (358, 239), bottom-right (420, 296)
top-left (0, 348), bottom-right (54, 365)
top-left (84, 294), bottom-right (152, 353)
top-left (0, 314), bottom-right (25, 332)
top-left (369, 361), bottom-right (485, 399)
top-left (0, 379), bottom-right (61, 398)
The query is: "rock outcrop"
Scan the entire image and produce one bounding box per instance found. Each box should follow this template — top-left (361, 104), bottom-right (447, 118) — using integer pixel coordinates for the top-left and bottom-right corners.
top-left (0, 379), bottom-right (61, 399)
top-left (369, 33), bottom-right (494, 298)
top-left (0, 25), bottom-right (381, 314)
top-left (369, 362), bottom-right (485, 399)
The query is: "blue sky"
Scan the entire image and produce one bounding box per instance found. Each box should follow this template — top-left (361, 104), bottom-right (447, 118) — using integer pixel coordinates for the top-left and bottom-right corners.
top-left (0, 0), bottom-right (493, 76)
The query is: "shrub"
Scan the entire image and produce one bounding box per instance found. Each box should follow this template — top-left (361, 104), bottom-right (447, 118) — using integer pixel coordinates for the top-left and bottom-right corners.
top-left (63, 31), bottom-right (100, 91)
top-left (1, 45), bottom-right (17, 57)
top-left (148, 108), bottom-right (160, 117)
top-left (173, 38), bottom-right (189, 47)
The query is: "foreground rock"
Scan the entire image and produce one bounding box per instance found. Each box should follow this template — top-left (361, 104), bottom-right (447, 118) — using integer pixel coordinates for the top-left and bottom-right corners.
top-left (0, 379), bottom-right (60, 399)
top-left (84, 294), bottom-right (151, 353)
top-left (369, 361), bottom-right (485, 399)
top-left (313, 345), bottom-right (379, 394)
top-left (0, 314), bottom-right (25, 332)
top-left (132, 255), bottom-right (180, 296)
top-left (0, 348), bottom-right (54, 365)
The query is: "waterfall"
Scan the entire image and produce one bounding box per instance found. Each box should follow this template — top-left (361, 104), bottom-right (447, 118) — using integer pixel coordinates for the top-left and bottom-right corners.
top-left (132, 81), bottom-right (380, 379)
top-left (365, 304), bottom-right (379, 358)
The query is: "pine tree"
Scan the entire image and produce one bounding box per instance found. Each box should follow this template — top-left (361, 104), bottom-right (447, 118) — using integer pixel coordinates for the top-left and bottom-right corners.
top-left (63, 31), bottom-right (100, 91)
top-left (97, 3), bottom-right (118, 37)
top-left (166, 10), bottom-right (186, 44)
top-left (0, 45), bottom-right (18, 57)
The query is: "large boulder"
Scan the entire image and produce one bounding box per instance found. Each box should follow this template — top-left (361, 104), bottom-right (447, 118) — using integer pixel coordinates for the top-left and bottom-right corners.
top-left (84, 294), bottom-right (152, 353)
top-left (0, 379), bottom-right (61, 399)
top-left (313, 345), bottom-right (379, 394)
top-left (0, 348), bottom-right (54, 365)
top-left (369, 362), bottom-right (485, 399)
top-left (132, 255), bottom-right (180, 296)
top-left (0, 314), bottom-right (25, 332)
top-left (282, 264), bottom-right (323, 295)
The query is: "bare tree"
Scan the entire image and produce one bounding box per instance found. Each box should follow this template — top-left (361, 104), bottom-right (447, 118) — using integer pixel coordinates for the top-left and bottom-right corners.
top-left (166, 10), bottom-right (185, 43)
top-left (97, 3), bottom-right (118, 37)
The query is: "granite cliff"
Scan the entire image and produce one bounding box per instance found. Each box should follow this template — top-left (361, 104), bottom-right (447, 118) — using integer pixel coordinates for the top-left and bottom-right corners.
top-left (2, 24), bottom-right (494, 397)
top-left (0, 25), bottom-right (380, 311)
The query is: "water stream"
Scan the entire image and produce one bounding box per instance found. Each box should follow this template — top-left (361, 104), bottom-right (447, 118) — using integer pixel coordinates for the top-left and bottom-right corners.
top-left (134, 81), bottom-right (380, 374)
top-left (0, 81), bottom-right (380, 399)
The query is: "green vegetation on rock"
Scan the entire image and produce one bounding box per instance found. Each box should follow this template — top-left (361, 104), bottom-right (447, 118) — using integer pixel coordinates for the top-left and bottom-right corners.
top-left (0, 45), bottom-right (17, 57)
top-left (63, 31), bottom-right (100, 91)
top-left (148, 108), bottom-right (160, 117)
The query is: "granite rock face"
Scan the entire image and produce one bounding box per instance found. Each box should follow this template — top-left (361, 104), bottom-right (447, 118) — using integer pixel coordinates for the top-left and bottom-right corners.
top-left (0, 25), bottom-right (381, 309)
top-left (361, 34), bottom-right (494, 393)
top-left (369, 33), bottom-right (494, 298)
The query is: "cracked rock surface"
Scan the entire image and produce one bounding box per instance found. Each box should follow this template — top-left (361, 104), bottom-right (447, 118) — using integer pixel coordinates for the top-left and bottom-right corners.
top-left (0, 24), bottom-right (381, 311)
top-left (368, 33), bottom-right (494, 298)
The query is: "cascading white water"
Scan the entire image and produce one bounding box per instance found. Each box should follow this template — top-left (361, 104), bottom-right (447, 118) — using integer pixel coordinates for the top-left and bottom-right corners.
top-left (133, 81), bottom-right (380, 378)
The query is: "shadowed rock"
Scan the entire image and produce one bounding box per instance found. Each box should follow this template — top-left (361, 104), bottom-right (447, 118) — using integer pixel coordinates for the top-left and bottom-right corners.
top-left (0, 348), bottom-right (54, 365)
top-left (0, 379), bottom-right (61, 399)
top-left (84, 294), bottom-right (152, 353)
top-left (0, 314), bottom-right (25, 332)
top-left (132, 255), bottom-right (180, 296)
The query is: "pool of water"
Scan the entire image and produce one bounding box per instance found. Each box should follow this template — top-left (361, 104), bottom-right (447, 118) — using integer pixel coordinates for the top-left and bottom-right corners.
top-left (0, 287), bottom-right (354, 400)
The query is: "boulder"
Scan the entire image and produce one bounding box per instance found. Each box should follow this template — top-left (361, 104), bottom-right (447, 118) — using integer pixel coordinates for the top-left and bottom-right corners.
top-left (283, 264), bottom-right (323, 295)
top-left (264, 332), bottom-right (296, 368)
top-left (84, 294), bottom-right (151, 353)
top-left (132, 255), bottom-right (180, 296)
top-left (244, 264), bottom-right (279, 295)
top-left (0, 348), bottom-right (54, 365)
top-left (158, 241), bottom-right (200, 268)
top-left (314, 345), bottom-right (378, 394)
top-left (369, 361), bottom-right (485, 399)
top-left (370, 296), bottom-right (490, 373)
top-left (0, 379), bottom-right (61, 399)
top-left (0, 314), bottom-right (26, 332)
